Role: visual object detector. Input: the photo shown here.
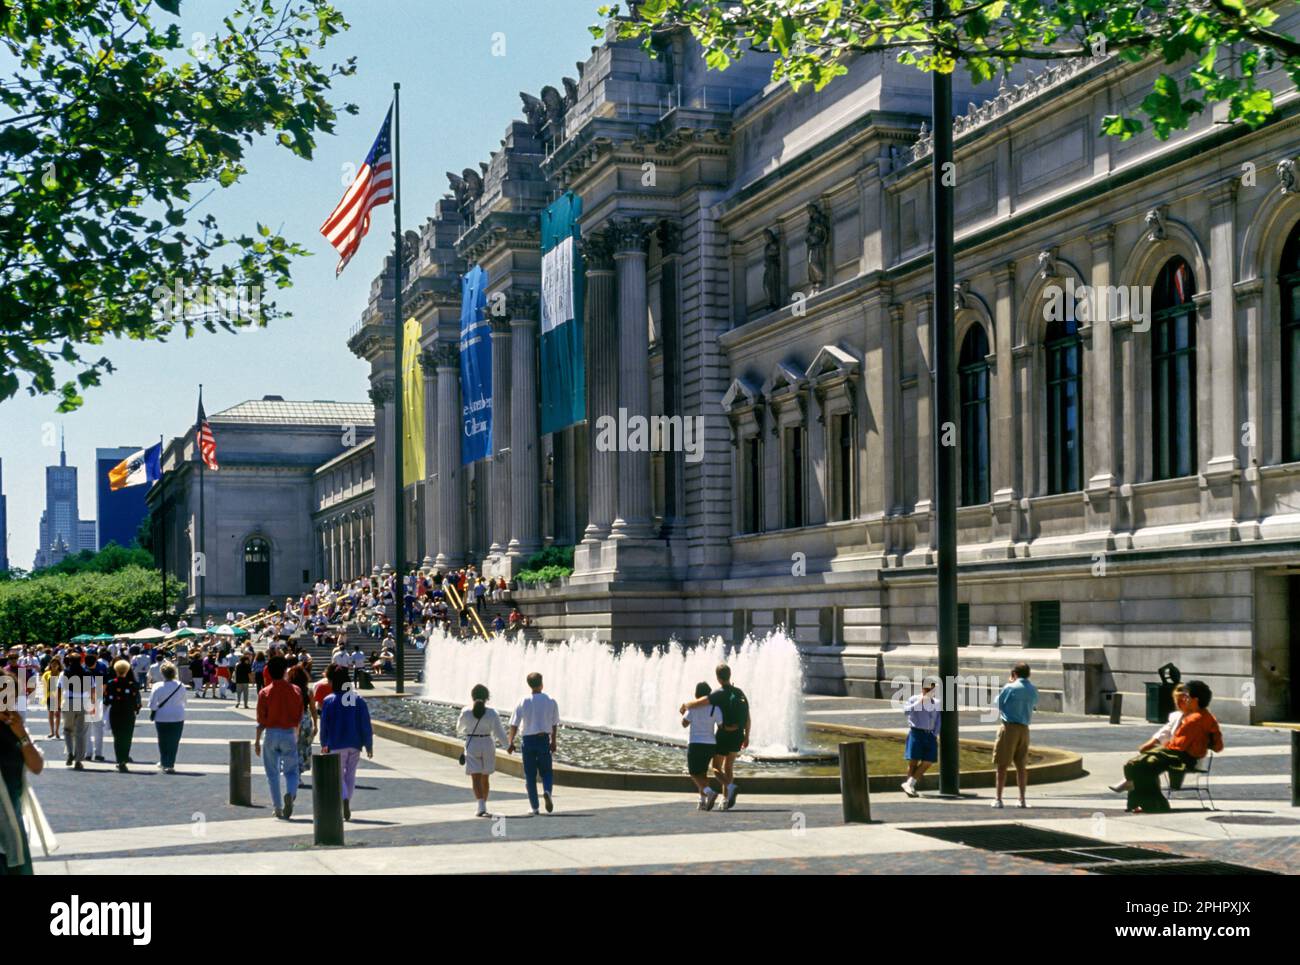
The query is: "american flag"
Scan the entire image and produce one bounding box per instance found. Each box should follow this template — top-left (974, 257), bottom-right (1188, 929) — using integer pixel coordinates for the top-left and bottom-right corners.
top-left (197, 398), bottom-right (219, 471)
top-left (320, 108), bottom-right (394, 276)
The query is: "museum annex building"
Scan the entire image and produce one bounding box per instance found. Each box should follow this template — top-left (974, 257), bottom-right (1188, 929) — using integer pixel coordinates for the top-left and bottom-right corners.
top-left (171, 12), bottom-right (1300, 725)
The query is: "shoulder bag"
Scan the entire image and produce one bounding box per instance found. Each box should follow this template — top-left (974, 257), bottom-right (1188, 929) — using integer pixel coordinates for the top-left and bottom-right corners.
top-left (150, 682), bottom-right (181, 721)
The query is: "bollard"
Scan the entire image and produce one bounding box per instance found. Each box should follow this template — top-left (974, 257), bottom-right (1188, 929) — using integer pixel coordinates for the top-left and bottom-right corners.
top-left (229, 740), bottom-right (251, 807)
top-left (1292, 731), bottom-right (1299, 808)
top-left (1108, 692), bottom-right (1124, 725)
top-left (839, 741), bottom-right (871, 823)
top-left (312, 752), bottom-right (345, 846)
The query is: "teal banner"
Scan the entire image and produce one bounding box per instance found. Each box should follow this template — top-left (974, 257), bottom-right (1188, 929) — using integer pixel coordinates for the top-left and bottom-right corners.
top-left (539, 192), bottom-right (585, 435)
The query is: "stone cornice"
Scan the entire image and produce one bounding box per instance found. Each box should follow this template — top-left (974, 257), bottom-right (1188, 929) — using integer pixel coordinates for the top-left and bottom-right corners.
top-left (368, 380), bottom-right (394, 408)
top-left (432, 342), bottom-right (459, 370)
top-left (579, 227), bottom-right (616, 270)
top-left (610, 217), bottom-right (654, 255)
top-left (457, 210), bottom-right (542, 265)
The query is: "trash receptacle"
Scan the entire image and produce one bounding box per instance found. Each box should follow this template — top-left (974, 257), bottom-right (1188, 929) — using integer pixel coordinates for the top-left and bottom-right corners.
top-left (1144, 662), bottom-right (1181, 723)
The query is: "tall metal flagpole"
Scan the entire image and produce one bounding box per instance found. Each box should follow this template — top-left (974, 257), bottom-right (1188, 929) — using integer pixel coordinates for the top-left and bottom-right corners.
top-left (159, 434), bottom-right (167, 620)
top-left (933, 0), bottom-right (960, 797)
top-left (198, 384), bottom-right (206, 625)
top-left (391, 82), bottom-right (406, 694)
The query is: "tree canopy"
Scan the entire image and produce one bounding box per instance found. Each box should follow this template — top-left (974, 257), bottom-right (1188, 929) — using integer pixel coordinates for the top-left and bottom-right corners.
top-left (600, 0), bottom-right (1298, 140)
top-left (0, 0), bottom-right (356, 410)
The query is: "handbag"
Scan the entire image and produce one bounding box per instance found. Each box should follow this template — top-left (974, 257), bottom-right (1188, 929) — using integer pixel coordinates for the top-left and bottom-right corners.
top-left (458, 715), bottom-right (483, 766)
top-left (150, 681), bottom-right (181, 721)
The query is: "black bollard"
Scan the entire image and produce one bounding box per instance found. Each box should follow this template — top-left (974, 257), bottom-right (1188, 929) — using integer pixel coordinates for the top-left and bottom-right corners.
top-left (1109, 692), bottom-right (1124, 725)
top-left (312, 752), bottom-right (345, 846)
top-left (1292, 731), bottom-right (1299, 808)
top-left (229, 740), bottom-right (251, 807)
top-left (839, 741), bottom-right (871, 823)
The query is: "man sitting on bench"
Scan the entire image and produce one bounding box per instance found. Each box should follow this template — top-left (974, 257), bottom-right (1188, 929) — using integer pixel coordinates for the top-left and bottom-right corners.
top-left (1120, 679), bottom-right (1223, 814)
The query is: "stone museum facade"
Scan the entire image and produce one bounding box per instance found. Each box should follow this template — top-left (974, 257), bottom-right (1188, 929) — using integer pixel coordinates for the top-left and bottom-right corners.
top-left (344, 17), bottom-right (1300, 724)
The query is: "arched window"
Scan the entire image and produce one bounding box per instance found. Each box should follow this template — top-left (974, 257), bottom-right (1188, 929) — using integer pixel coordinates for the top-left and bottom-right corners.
top-left (1281, 225), bottom-right (1300, 461)
top-left (1152, 257), bottom-right (1197, 479)
top-left (244, 537), bottom-right (270, 597)
top-left (1046, 316), bottom-right (1083, 493)
top-left (959, 325), bottom-right (991, 506)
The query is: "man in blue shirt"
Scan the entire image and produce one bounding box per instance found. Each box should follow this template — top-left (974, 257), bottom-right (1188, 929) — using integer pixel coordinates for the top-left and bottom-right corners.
top-left (992, 662), bottom-right (1038, 808)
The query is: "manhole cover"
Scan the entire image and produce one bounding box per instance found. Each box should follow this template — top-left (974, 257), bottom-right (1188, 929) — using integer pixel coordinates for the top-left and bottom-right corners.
top-left (1092, 860), bottom-right (1278, 876)
top-left (1207, 815), bottom-right (1300, 827)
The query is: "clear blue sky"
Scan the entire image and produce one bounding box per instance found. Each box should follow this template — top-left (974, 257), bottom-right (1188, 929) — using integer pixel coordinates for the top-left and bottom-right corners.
top-left (0, 0), bottom-right (602, 568)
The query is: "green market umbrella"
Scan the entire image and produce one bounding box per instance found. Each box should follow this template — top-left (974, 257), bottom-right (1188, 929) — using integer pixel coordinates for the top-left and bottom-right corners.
top-left (92, 633), bottom-right (115, 641)
top-left (165, 627), bottom-right (208, 641)
top-left (210, 624), bottom-right (250, 637)
top-left (71, 634), bottom-right (92, 643)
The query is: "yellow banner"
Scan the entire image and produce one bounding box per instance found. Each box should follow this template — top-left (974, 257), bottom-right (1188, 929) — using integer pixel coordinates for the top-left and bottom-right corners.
top-left (402, 316), bottom-right (426, 482)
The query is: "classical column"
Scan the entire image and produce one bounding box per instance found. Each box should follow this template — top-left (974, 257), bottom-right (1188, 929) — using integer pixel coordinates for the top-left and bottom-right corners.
top-left (508, 289), bottom-right (542, 563)
top-left (657, 220), bottom-right (684, 532)
top-left (434, 342), bottom-right (466, 568)
top-left (420, 347), bottom-right (439, 565)
top-left (609, 217), bottom-right (656, 539)
top-left (914, 293), bottom-right (935, 549)
top-left (1086, 227), bottom-right (1116, 490)
top-left (368, 379), bottom-right (396, 568)
top-left (581, 228), bottom-right (618, 544)
top-left (488, 311), bottom-right (512, 565)
top-left (1207, 179), bottom-right (1240, 476)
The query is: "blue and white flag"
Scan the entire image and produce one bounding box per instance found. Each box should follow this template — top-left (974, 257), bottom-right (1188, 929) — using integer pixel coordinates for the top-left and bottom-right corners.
top-left (539, 192), bottom-right (585, 434)
top-left (459, 265), bottom-right (493, 465)
top-left (107, 442), bottom-right (162, 491)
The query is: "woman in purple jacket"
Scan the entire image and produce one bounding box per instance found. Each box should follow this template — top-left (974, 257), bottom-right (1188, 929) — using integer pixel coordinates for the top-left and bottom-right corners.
top-left (318, 664), bottom-right (373, 820)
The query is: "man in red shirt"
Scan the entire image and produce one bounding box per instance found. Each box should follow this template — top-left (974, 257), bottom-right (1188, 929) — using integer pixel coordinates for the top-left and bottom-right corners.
top-left (254, 656), bottom-right (304, 819)
top-left (1122, 679), bottom-right (1223, 814)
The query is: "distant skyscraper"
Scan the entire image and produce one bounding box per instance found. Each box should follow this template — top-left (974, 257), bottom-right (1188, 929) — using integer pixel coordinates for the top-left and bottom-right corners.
top-left (33, 432), bottom-right (96, 569)
top-left (96, 446), bottom-right (151, 550)
top-left (0, 458), bottom-right (9, 573)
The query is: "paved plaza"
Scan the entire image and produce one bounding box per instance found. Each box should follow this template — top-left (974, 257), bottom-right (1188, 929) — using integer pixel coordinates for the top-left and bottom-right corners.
top-left (26, 690), bottom-right (1300, 875)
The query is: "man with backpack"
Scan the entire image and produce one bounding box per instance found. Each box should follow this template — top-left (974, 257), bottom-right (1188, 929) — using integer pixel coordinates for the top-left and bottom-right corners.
top-left (680, 662), bottom-right (750, 811)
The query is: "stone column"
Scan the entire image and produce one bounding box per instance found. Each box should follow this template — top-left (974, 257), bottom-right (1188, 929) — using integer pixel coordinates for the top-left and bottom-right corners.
top-left (909, 293), bottom-right (935, 559)
top-left (1085, 225), bottom-right (1117, 535)
top-left (368, 379), bottom-right (396, 569)
top-left (657, 221), bottom-right (684, 533)
top-left (1207, 179), bottom-right (1240, 476)
top-left (609, 217), bottom-right (656, 540)
top-left (488, 312), bottom-right (512, 567)
top-left (420, 348), bottom-right (439, 567)
top-left (508, 289), bottom-right (542, 565)
top-left (580, 228), bottom-right (618, 545)
top-left (434, 342), bottom-right (465, 569)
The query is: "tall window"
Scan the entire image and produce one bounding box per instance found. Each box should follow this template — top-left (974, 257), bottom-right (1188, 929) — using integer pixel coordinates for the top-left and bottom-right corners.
top-left (741, 436), bottom-right (762, 534)
top-left (783, 426), bottom-right (805, 528)
top-left (1282, 226), bottom-right (1300, 461)
top-left (959, 325), bottom-right (991, 505)
top-left (1046, 317), bottom-right (1083, 493)
top-left (1152, 257), bottom-right (1197, 479)
top-left (244, 537), bottom-right (270, 597)
top-left (830, 412), bottom-right (854, 521)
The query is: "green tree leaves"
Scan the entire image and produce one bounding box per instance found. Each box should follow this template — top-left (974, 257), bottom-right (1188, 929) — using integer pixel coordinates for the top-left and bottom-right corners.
top-left (0, 0), bottom-right (356, 411)
top-left (0, 565), bottom-right (185, 645)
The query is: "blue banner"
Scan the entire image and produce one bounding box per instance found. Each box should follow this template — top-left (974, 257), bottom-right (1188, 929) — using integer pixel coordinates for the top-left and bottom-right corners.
top-left (459, 265), bottom-right (492, 465)
top-left (539, 192), bottom-right (585, 434)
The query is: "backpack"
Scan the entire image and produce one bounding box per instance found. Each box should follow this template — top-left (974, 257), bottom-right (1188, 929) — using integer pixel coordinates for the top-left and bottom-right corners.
top-left (717, 686), bottom-right (749, 728)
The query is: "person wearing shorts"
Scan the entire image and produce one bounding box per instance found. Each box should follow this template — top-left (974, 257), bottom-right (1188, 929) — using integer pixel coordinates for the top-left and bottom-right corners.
top-left (680, 662), bottom-right (750, 811)
top-left (681, 681), bottom-right (722, 810)
top-left (992, 662), bottom-right (1038, 808)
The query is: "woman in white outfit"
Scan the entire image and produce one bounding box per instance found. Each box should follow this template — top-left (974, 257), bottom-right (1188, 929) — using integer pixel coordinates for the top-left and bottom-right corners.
top-left (457, 684), bottom-right (508, 817)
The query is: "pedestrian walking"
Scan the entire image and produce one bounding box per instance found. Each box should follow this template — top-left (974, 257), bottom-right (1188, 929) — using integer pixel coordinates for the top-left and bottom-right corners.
top-left (1118, 680), bottom-right (1223, 814)
top-left (506, 672), bottom-right (559, 815)
top-left (148, 662), bottom-right (187, 773)
top-left (189, 650), bottom-right (205, 695)
top-left (457, 684), bottom-right (508, 817)
top-left (85, 649), bottom-right (110, 762)
top-left (102, 660), bottom-right (141, 772)
top-left (319, 665), bottom-right (374, 821)
top-left (56, 653), bottom-right (96, 770)
top-left (41, 657), bottom-right (62, 740)
top-left (680, 663), bottom-right (750, 811)
top-left (255, 656), bottom-right (302, 819)
top-left (681, 681), bottom-right (721, 810)
top-left (901, 681), bottom-right (941, 797)
top-left (992, 662), bottom-right (1038, 808)
top-left (1, 678), bottom-right (49, 876)
top-left (234, 654), bottom-right (253, 708)
top-left (286, 661), bottom-right (317, 781)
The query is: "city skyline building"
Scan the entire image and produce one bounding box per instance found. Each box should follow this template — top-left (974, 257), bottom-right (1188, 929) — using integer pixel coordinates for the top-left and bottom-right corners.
top-left (33, 433), bottom-right (96, 568)
top-left (96, 445), bottom-right (151, 551)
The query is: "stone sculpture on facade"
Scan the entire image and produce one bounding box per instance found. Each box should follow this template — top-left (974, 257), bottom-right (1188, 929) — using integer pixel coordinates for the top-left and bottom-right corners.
top-left (1144, 205), bottom-right (1167, 242)
top-left (1279, 157), bottom-right (1297, 194)
top-left (806, 202), bottom-right (830, 290)
top-left (763, 228), bottom-right (782, 309)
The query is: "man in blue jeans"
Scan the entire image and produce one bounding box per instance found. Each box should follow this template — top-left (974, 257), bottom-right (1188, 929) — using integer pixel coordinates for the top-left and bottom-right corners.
top-left (507, 672), bottom-right (559, 815)
top-left (254, 656), bottom-right (303, 819)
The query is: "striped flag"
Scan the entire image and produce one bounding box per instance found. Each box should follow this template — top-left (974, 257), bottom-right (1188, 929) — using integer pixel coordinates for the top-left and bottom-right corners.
top-left (320, 107), bottom-right (394, 276)
top-left (107, 442), bottom-right (162, 491)
top-left (197, 398), bottom-right (219, 471)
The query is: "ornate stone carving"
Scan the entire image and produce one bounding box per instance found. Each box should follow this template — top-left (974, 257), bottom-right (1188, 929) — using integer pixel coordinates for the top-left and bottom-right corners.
top-left (520, 92), bottom-right (546, 134)
top-left (540, 84), bottom-right (566, 132)
top-left (1144, 205), bottom-right (1167, 242)
top-left (1279, 158), bottom-right (1297, 195)
top-left (954, 279), bottom-right (972, 312)
top-left (489, 312), bottom-right (512, 334)
top-left (806, 203), bottom-right (830, 289)
top-left (656, 219), bottom-right (681, 256)
top-left (368, 380), bottom-right (394, 408)
top-left (762, 228), bottom-right (782, 309)
top-left (418, 347), bottom-right (440, 374)
top-left (578, 229), bottom-right (616, 271)
top-left (432, 342), bottom-right (459, 369)
top-left (1036, 246), bottom-right (1059, 281)
top-left (609, 218), bottom-right (653, 254)
top-left (507, 288), bottom-right (540, 320)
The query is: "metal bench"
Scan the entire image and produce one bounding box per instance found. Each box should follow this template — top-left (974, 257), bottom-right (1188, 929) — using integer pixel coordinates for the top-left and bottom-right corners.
top-left (1164, 751), bottom-right (1216, 811)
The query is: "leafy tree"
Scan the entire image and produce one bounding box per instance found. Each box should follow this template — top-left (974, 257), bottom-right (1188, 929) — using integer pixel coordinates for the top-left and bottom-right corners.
top-left (37, 541), bottom-right (155, 576)
top-left (599, 0), bottom-right (1297, 139)
top-left (0, 0), bottom-right (356, 410)
top-left (0, 564), bottom-right (184, 644)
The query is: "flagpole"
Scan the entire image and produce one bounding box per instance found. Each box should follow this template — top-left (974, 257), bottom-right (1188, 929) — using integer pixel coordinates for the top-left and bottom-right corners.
top-left (391, 82), bottom-right (406, 695)
top-left (159, 434), bottom-right (167, 621)
top-left (198, 384), bottom-right (206, 627)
